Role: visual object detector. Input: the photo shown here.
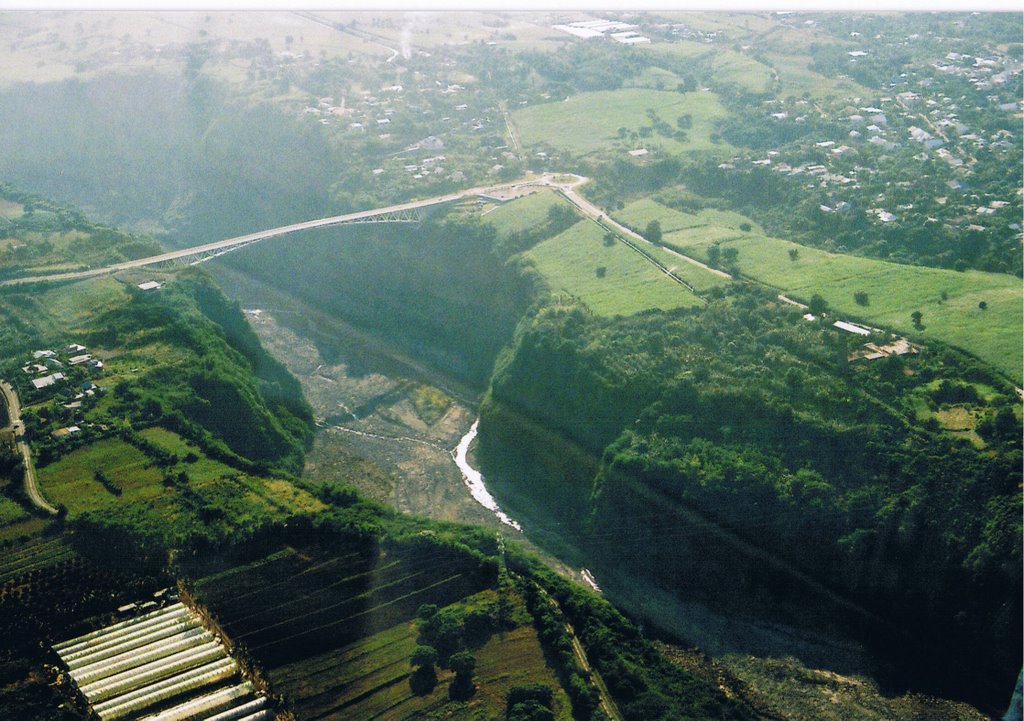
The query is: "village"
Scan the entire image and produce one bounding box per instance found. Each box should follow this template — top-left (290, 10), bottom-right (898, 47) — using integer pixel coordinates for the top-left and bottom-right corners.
top-left (18, 341), bottom-right (106, 441)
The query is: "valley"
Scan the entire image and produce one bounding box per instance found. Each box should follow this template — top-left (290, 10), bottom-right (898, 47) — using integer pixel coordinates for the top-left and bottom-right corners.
top-left (0, 9), bottom-right (1019, 721)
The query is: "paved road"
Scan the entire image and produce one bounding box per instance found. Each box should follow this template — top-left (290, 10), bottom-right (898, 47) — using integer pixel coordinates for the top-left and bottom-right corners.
top-left (0, 381), bottom-right (59, 515)
top-left (0, 176), bottom-right (554, 287)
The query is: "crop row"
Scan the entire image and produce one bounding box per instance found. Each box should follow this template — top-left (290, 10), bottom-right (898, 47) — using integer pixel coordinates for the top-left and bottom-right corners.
top-left (0, 537), bottom-right (73, 580)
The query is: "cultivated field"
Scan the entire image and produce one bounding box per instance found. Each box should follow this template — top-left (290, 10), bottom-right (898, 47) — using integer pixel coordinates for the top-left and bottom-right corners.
top-left (513, 88), bottom-right (733, 156)
top-left (525, 219), bottom-right (704, 316)
top-left (188, 536), bottom-right (575, 720)
top-left (193, 539), bottom-right (489, 668)
top-left (270, 591), bottom-right (573, 721)
top-left (0, 535), bottom-right (75, 584)
top-left (612, 198), bottom-right (1024, 380)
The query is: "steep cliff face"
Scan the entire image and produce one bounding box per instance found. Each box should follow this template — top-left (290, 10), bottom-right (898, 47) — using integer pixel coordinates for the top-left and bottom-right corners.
top-left (225, 216), bottom-right (534, 388)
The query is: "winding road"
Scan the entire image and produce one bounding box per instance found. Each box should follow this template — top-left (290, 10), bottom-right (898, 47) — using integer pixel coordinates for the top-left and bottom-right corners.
top-left (0, 381), bottom-right (59, 515)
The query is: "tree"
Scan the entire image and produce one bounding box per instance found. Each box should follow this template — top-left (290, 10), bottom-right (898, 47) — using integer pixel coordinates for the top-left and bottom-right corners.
top-left (507, 702), bottom-right (555, 721)
top-left (739, 222), bottom-right (752, 232)
top-left (721, 247), bottom-right (739, 266)
top-left (603, 232), bottom-right (616, 247)
top-left (411, 645), bottom-right (438, 669)
top-left (788, 247), bottom-right (799, 261)
top-left (410, 645), bottom-right (438, 695)
top-left (449, 651), bottom-right (477, 699)
top-left (854, 291), bottom-right (869, 306)
top-left (808, 294), bottom-right (828, 316)
top-left (911, 310), bottom-right (924, 329)
top-left (979, 300), bottom-right (988, 311)
top-left (707, 244), bottom-right (721, 267)
top-left (644, 220), bottom-right (662, 245)
top-left (595, 266), bottom-right (607, 278)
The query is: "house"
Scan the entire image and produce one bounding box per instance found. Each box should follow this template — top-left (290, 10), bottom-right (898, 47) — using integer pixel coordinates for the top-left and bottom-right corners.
top-left (33, 350), bottom-right (56, 359)
top-left (137, 281), bottom-right (161, 291)
top-left (31, 373), bottom-right (65, 390)
top-left (67, 344), bottom-right (87, 353)
top-left (87, 359), bottom-right (104, 371)
top-left (68, 354), bottom-right (92, 366)
top-left (52, 425), bottom-right (80, 437)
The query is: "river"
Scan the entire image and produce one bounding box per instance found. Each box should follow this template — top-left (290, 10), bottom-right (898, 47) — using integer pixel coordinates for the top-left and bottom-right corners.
top-left (452, 419), bottom-right (522, 532)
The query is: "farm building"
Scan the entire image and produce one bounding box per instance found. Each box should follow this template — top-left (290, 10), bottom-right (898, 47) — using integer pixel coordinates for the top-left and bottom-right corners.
top-left (833, 320), bottom-right (872, 336)
top-left (52, 600), bottom-right (273, 721)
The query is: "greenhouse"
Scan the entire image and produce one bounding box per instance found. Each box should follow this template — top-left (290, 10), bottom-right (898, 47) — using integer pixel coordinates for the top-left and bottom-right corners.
top-left (52, 598), bottom-right (272, 720)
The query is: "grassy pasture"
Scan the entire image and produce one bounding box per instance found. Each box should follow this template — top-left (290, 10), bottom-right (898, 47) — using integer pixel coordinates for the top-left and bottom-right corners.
top-left (0, 496), bottom-right (29, 526)
top-left (613, 198), bottom-right (1023, 379)
top-left (483, 190), bottom-right (566, 237)
top-left (0, 199), bottom-right (23, 218)
top-left (624, 66), bottom-right (684, 90)
top-left (525, 219), bottom-right (704, 316)
top-left (764, 51), bottom-right (870, 100)
top-left (616, 198), bottom-right (763, 235)
top-left (512, 88), bottom-right (733, 156)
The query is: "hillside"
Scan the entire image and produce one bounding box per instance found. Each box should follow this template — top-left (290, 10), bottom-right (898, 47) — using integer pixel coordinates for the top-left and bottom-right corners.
top-left (478, 285), bottom-right (1021, 710)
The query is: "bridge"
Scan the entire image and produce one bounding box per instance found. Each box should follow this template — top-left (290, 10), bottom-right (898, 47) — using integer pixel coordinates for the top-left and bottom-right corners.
top-left (1, 175), bottom-right (573, 287)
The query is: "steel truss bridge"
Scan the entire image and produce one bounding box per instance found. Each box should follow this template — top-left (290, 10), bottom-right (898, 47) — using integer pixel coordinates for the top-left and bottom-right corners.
top-left (1, 175), bottom-right (565, 287)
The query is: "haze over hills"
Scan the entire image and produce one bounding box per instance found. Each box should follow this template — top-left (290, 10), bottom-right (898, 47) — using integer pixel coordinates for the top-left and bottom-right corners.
top-left (0, 10), bottom-right (1019, 721)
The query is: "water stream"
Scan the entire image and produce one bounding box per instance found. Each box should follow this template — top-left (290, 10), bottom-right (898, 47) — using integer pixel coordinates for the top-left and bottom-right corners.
top-left (452, 419), bottom-right (522, 532)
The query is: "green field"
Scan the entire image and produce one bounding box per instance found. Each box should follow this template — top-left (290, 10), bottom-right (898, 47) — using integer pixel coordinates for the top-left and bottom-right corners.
top-left (616, 198), bottom-right (764, 235)
top-left (483, 190), bottom-right (567, 236)
top-left (525, 219), bottom-right (704, 316)
top-left (624, 66), bottom-right (684, 90)
top-left (614, 199), bottom-right (1024, 380)
top-left (711, 50), bottom-right (775, 94)
top-left (37, 428), bottom-right (324, 538)
top-left (512, 88), bottom-right (733, 156)
top-left (38, 438), bottom-right (165, 515)
top-left (0, 495), bottom-right (29, 526)
top-left (764, 51), bottom-right (871, 101)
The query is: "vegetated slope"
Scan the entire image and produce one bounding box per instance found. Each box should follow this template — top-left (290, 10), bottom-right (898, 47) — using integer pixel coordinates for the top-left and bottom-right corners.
top-left (478, 285), bottom-right (1021, 712)
top-left (0, 73), bottom-right (338, 241)
top-left (0, 184), bottom-right (163, 281)
top-left (0, 191), bottom-right (318, 551)
top-left (3, 270), bottom-right (313, 474)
